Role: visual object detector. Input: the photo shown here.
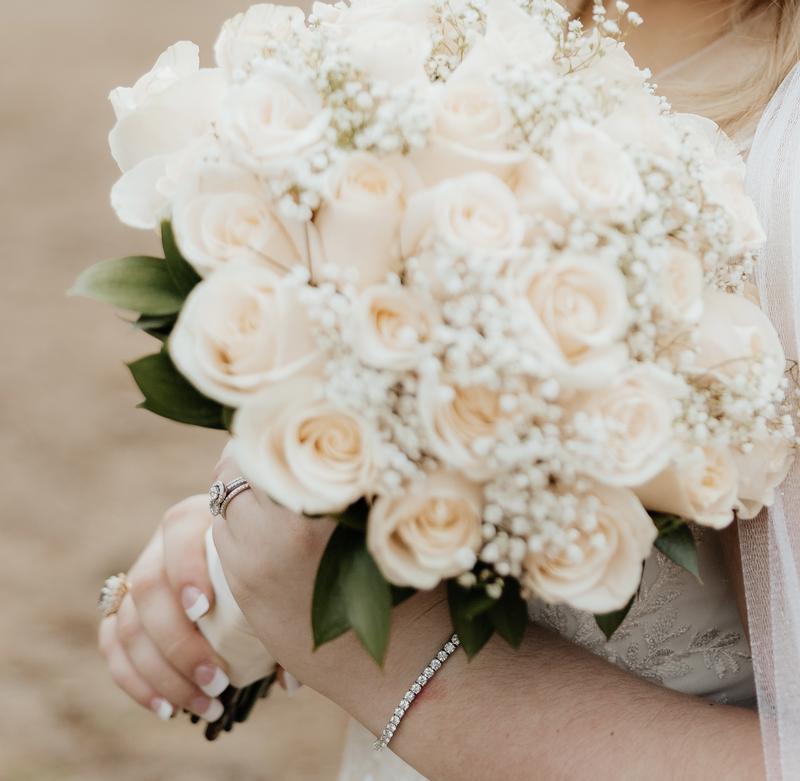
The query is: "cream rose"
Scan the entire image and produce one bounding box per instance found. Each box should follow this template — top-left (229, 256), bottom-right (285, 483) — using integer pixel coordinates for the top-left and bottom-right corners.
top-left (519, 255), bottom-right (630, 390)
top-left (312, 154), bottom-right (421, 287)
top-left (734, 436), bottom-right (794, 519)
top-left (600, 93), bottom-right (679, 161)
top-left (352, 285), bottom-right (437, 370)
top-left (658, 242), bottom-right (705, 324)
top-left (169, 262), bottom-right (318, 407)
top-left (510, 155), bottom-right (577, 243)
top-left (478, 0), bottom-right (557, 69)
top-left (418, 377), bottom-right (512, 480)
top-left (402, 172), bottom-right (524, 257)
top-left (345, 19), bottom-right (431, 86)
top-left (524, 484), bottom-right (656, 613)
top-left (411, 75), bottom-right (522, 185)
top-left (549, 120), bottom-right (645, 222)
top-left (233, 380), bottom-right (374, 515)
top-left (689, 290), bottom-right (785, 387)
top-left (214, 5), bottom-right (308, 76)
top-left (108, 44), bottom-right (226, 174)
top-left (220, 62), bottom-right (331, 171)
top-left (706, 166), bottom-right (766, 249)
top-left (635, 446), bottom-right (739, 529)
top-left (367, 472), bottom-right (483, 589)
top-left (172, 164), bottom-right (311, 276)
top-left (568, 366), bottom-right (685, 487)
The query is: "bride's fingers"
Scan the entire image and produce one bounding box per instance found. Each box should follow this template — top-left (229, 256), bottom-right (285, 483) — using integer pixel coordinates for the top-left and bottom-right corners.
top-left (132, 554), bottom-right (230, 700)
top-left (115, 595), bottom-right (224, 722)
top-left (98, 615), bottom-right (173, 720)
top-left (161, 495), bottom-right (215, 621)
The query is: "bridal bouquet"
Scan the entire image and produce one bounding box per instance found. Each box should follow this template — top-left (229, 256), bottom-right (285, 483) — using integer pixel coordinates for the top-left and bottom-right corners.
top-left (76, 0), bottom-right (796, 664)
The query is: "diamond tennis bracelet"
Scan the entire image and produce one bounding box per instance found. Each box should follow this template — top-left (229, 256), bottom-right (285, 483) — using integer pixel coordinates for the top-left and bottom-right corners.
top-left (374, 633), bottom-right (461, 751)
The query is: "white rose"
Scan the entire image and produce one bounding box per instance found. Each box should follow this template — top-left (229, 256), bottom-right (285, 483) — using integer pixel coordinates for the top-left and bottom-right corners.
top-left (171, 164), bottom-right (310, 277)
top-left (706, 167), bottom-right (766, 249)
top-left (689, 290), bottom-right (785, 387)
top-left (676, 114), bottom-right (764, 248)
top-left (108, 45), bottom-right (226, 174)
top-left (734, 436), bottom-right (794, 519)
top-left (220, 63), bottom-right (331, 171)
top-left (585, 36), bottom-right (650, 92)
top-left (402, 172), bottom-right (524, 257)
top-left (600, 93), bottom-right (679, 161)
top-left (510, 155), bottom-right (577, 243)
top-left (635, 446), bottom-right (739, 529)
top-left (524, 484), bottom-right (656, 613)
top-left (109, 41), bottom-right (200, 120)
top-left (518, 255), bottom-right (630, 390)
top-left (568, 366), bottom-right (685, 487)
top-left (111, 133), bottom-right (223, 231)
top-left (170, 262), bottom-right (318, 407)
top-left (367, 472), bottom-right (483, 589)
top-left (411, 75), bottom-right (523, 185)
top-left (549, 120), bottom-right (645, 222)
top-left (339, 0), bottom-right (433, 27)
top-left (658, 242), bottom-right (704, 324)
top-left (345, 19), bottom-right (431, 87)
top-left (312, 153), bottom-right (421, 287)
top-left (418, 376), bottom-right (512, 480)
top-left (214, 4), bottom-right (308, 75)
top-left (233, 380), bottom-right (374, 515)
top-left (352, 285), bottom-right (437, 370)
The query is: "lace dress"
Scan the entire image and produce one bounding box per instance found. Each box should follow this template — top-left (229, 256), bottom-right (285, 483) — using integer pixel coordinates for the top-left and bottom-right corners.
top-left (336, 18), bottom-right (774, 781)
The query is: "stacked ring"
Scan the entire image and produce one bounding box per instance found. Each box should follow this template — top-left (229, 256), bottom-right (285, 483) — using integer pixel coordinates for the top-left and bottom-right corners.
top-left (209, 477), bottom-right (251, 520)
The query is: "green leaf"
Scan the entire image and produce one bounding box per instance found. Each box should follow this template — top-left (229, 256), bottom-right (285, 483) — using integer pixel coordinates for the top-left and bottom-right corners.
top-left (595, 596), bottom-right (635, 641)
top-left (341, 538), bottom-right (392, 665)
top-left (651, 512), bottom-right (701, 581)
top-left (71, 256), bottom-right (184, 315)
top-left (127, 352), bottom-right (226, 429)
top-left (391, 586), bottom-right (416, 607)
top-left (311, 525), bottom-right (393, 664)
top-left (447, 580), bottom-right (494, 659)
top-left (221, 406), bottom-right (237, 433)
top-left (161, 221), bottom-right (201, 297)
top-left (488, 579), bottom-right (528, 648)
top-left (334, 500), bottom-right (369, 532)
top-left (134, 313), bottom-right (177, 342)
top-left (312, 527), bottom-right (352, 648)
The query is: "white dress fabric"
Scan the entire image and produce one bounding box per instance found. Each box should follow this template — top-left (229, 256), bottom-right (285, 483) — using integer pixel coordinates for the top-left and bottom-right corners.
top-left (743, 62), bottom-right (800, 780)
top-left (337, 25), bottom-right (797, 781)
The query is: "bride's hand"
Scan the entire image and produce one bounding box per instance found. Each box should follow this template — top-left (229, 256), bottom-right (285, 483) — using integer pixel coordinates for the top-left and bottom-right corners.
top-left (97, 495), bottom-right (230, 722)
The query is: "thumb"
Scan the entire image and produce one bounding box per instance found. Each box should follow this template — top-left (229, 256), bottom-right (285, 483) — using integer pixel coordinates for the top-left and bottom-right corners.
top-left (161, 494), bottom-right (215, 622)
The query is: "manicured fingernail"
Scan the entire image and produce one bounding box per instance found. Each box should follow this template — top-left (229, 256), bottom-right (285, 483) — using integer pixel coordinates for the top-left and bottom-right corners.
top-left (194, 664), bottom-right (230, 698)
top-left (151, 697), bottom-right (174, 721)
top-left (182, 587), bottom-right (210, 622)
top-left (284, 671), bottom-right (302, 697)
top-left (190, 696), bottom-right (224, 723)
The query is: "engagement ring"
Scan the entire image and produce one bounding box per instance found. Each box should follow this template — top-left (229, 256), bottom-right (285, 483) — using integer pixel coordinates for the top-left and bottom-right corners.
top-left (209, 477), bottom-right (251, 520)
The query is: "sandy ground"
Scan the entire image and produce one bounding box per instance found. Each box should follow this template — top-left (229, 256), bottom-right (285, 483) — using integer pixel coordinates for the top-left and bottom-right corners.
top-left (0, 2), bottom-right (349, 779)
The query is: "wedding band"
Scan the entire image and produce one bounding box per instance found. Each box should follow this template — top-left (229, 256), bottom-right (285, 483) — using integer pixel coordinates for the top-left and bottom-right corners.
top-left (98, 573), bottom-right (130, 618)
top-left (209, 477), bottom-right (251, 520)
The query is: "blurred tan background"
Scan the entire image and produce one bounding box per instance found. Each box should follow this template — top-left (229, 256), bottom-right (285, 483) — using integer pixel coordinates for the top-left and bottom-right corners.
top-left (0, 2), bottom-right (349, 779)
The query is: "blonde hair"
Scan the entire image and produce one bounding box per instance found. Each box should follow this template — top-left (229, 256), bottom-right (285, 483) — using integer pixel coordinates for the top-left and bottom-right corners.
top-left (576, 1), bottom-right (800, 133)
top-left (710, 0), bottom-right (800, 131)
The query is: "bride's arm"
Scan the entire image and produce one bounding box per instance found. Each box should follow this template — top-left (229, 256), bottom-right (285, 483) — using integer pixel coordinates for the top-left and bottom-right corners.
top-left (210, 454), bottom-right (765, 781)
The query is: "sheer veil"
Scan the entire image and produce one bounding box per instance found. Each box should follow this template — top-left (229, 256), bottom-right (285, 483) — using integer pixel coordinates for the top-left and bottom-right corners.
top-left (744, 62), bottom-right (800, 780)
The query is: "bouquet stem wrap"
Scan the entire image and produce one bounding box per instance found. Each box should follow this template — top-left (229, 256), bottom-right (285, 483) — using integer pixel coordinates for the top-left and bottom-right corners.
top-left (197, 527), bottom-right (274, 688)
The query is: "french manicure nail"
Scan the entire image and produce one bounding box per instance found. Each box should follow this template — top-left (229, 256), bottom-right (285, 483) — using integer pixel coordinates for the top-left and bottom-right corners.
top-left (194, 664), bottom-right (230, 698)
top-left (151, 697), bottom-right (174, 721)
top-left (182, 587), bottom-right (210, 622)
top-left (284, 671), bottom-right (302, 697)
top-left (190, 696), bottom-right (224, 723)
